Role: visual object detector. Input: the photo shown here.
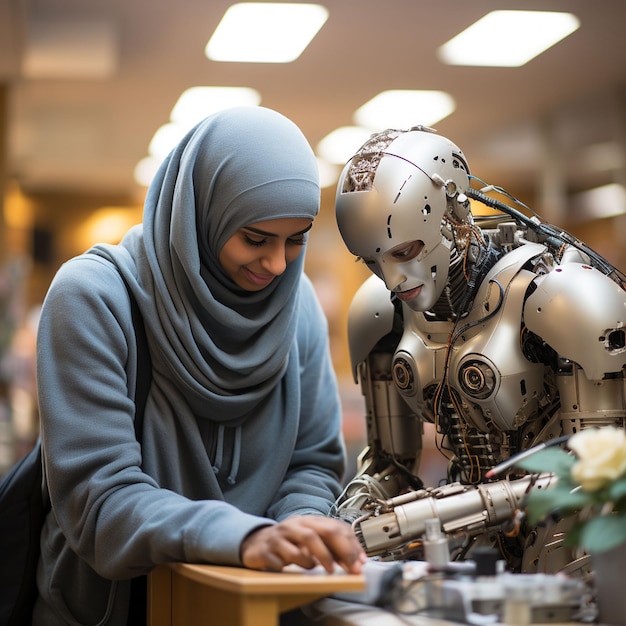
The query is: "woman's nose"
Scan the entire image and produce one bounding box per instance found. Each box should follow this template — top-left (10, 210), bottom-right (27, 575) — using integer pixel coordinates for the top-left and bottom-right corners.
top-left (261, 246), bottom-right (287, 275)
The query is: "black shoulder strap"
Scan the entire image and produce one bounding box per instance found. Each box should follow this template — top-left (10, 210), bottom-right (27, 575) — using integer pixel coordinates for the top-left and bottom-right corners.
top-left (126, 284), bottom-right (151, 438)
top-left (125, 285), bottom-right (152, 623)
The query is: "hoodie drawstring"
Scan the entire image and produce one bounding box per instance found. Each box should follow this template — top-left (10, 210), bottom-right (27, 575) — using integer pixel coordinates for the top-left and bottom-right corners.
top-left (212, 424), bottom-right (225, 474)
top-left (212, 424), bottom-right (242, 485)
top-left (227, 426), bottom-right (242, 485)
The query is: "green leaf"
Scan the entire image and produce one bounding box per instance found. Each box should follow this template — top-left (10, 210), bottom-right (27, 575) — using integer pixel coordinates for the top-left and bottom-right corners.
top-left (524, 486), bottom-right (572, 522)
top-left (607, 478), bottom-right (626, 502)
top-left (514, 447), bottom-right (575, 476)
top-left (549, 488), bottom-right (592, 510)
top-left (563, 522), bottom-right (584, 547)
top-left (579, 514), bottom-right (626, 553)
top-left (524, 483), bottom-right (592, 524)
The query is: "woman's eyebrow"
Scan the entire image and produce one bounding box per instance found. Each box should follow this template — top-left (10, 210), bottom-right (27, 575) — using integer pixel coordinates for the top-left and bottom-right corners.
top-left (244, 223), bottom-right (313, 238)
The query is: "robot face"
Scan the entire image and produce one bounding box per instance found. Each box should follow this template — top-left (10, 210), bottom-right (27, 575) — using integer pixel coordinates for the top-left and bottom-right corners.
top-left (336, 127), bottom-right (469, 311)
top-left (376, 238), bottom-right (452, 311)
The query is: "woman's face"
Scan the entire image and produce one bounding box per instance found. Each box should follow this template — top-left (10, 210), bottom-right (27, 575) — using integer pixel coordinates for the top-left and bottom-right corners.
top-left (218, 217), bottom-right (313, 291)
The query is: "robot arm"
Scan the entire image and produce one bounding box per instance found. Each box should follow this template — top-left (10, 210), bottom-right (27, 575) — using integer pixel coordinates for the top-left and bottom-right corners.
top-left (334, 275), bottom-right (424, 514)
top-left (355, 473), bottom-right (554, 557)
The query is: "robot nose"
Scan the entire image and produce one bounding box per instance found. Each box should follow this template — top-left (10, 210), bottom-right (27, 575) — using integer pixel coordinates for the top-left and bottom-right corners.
top-left (381, 267), bottom-right (407, 292)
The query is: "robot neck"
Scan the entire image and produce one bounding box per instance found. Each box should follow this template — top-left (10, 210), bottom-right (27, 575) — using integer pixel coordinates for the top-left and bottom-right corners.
top-left (427, 244), bottom-right (501, 321)
top-left (427, 249), bottom-right (468, 321)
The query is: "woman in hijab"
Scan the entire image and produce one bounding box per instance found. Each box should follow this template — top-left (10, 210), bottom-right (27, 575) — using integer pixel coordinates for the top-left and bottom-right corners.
top-left (34, 106), bottom-right (365, 625)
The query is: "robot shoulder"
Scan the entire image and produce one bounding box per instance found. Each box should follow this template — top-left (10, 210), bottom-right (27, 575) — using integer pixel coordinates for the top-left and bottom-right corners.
top-left (524, 263), bottom-right (626, 380)
top-left (347, 274), bottom-right (396, 382)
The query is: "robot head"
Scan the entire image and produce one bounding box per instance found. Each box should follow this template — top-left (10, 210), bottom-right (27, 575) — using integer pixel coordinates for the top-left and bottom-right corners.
top-left (336, 126), bottom-right (471, 311)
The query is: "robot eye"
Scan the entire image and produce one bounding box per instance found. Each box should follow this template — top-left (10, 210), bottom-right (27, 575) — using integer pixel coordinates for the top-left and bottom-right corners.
top-left (390, 241), bottom-right (424, 261)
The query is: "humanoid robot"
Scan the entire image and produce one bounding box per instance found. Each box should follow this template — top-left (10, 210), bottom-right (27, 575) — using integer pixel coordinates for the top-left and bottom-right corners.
top-left (331, 126), bottom-right (626, 578)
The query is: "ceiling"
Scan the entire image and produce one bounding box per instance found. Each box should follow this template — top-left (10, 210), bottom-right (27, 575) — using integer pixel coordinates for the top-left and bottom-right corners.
top-left (2, 0), bottom-right (626, 208)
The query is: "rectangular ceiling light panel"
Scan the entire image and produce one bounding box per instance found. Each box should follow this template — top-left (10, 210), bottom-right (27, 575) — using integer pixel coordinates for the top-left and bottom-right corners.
top-left (205, 2), bottom-right (329, 63)
top-left (170, 86), bottom-right (261, 126)
top-left (355, 90), bottom-right (456, 130)
top-left (438, 10), bottom-right (580, 67)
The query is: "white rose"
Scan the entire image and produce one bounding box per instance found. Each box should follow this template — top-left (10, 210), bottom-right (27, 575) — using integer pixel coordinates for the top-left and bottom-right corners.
top-left (568, 427), bottom-right (626, 491)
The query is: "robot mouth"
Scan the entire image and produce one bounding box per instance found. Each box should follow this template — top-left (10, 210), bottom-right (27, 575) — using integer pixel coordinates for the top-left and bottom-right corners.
top-left (396, 285), bottom-right (423, 301)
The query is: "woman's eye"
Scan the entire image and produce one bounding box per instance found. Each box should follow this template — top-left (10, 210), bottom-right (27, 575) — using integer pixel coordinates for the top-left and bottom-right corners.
top-left (287, 236), bottom-right (306, 246)
top-left (244, 235), bottom-right (265, 247)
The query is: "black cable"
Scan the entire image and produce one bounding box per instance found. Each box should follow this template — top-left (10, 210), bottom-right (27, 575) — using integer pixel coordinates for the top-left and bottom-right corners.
top-left (485, 434), bottom-right (571, 478)
top-left (466, 187), bottom-right (626, 285)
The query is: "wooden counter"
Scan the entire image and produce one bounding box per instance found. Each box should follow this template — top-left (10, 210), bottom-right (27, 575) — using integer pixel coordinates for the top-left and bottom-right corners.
top-left (148, 563), bottom-right (365, 626)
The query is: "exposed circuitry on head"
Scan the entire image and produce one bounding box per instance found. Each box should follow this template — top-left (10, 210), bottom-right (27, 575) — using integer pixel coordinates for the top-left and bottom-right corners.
top-left (341, 129), bottom-right (405, 192)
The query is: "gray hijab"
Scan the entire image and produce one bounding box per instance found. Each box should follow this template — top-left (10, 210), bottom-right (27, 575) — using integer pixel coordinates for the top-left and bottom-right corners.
top-left (93, 106), bottom-right (320, 434)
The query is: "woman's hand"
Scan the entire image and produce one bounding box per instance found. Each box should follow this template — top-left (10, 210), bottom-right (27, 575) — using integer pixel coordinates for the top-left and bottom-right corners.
top-left (241, 515), bottom-right (367, 574)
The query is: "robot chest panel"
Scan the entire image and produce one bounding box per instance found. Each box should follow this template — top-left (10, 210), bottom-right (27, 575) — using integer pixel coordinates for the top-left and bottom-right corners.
top-left (393, 270), bottom-right (547, 432)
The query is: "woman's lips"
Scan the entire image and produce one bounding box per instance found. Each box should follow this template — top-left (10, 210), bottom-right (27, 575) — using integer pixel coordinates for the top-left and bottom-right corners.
top-left (396, 285), bottom-right (422, 301)
top-left (244, 267), bottom-right (275, 287)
